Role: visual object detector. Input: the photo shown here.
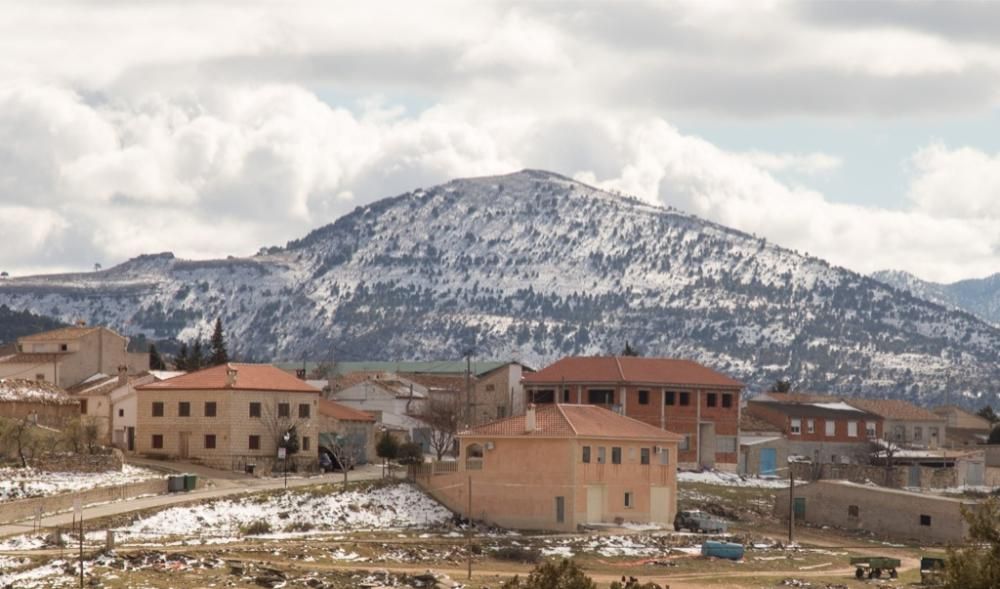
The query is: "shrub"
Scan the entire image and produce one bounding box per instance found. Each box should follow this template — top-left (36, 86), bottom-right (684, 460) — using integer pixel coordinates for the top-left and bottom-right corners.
top-left (500, 559), bottom-right (596, 589)
top-left (239, 520), bottom-right (273, 536)
top-left (492, 546), bottom-right (540, 564)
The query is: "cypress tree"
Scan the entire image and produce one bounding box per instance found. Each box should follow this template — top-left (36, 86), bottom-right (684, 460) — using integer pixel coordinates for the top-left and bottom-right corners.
top-left (190, 339), bottom-right (204, 370)
top-left (149, 344), bottom-right (166, 370)
top-left (209, 318), bottom-right (229, 366)
top-left (174, 343), bottom-right (189, 371)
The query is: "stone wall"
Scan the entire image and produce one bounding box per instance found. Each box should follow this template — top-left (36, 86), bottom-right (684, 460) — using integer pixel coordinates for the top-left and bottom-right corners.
top-left (0, 477), bottom-right (167, 525)
top-left (0, 401), bottom-right (79, 428)
top-left (790, 461), bottom-right (958, 489)
top-left (31, 449), bottom-right (124, 473)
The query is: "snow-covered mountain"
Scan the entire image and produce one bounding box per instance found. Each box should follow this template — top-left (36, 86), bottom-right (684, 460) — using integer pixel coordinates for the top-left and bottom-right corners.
top-left (872, 270), bottom-right (1000, 327)
top-left (2, 170), bottom-right (998, 405)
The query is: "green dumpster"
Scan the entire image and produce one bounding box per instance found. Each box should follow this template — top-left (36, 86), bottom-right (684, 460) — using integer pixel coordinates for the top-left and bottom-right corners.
top-left (183, 474), bottom-right (197, 491)
top-left (167, 475), bottom-right (184, 492)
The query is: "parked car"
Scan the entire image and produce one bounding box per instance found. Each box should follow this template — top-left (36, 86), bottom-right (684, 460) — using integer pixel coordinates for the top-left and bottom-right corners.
top-left (673, 510), bottom-right (727, 533)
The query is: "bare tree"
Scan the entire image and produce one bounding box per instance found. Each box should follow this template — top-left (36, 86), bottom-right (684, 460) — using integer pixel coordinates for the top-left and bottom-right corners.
top-left (0, 417), bottom-right (41, 467)
top-left (261, 401), bottom-right (309, 470)
top-left (327, 435), bottom-right (359, 484)
top-left (868, 435), bottom-right (898, 468)
top-left (420, 399), bottom-right (460, 461)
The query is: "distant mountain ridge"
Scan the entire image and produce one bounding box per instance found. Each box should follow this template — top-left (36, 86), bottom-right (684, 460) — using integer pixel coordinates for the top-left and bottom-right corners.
top-left (0, 169), bottom-right (998, 407)
top-left (872, 269), bottom-right (1000, 327)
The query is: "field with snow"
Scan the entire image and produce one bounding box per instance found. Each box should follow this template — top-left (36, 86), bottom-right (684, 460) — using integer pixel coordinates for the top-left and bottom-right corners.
top-left (678, 470), bottom-right (788, 489)
top-left (0, 464), bottom-right (162, 502)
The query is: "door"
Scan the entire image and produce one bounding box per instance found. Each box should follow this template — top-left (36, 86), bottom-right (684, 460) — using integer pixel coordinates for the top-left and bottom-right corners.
top-left (699, 423), bottom-right (716, 468)
top-left (179, 432), bottom-right (190, 459)
top-left (793, 497), bottom-right (806, 519)
top-left (650, 486), bottom-right (673, 524)
top-left (586, 486), bottom-right (604, 523)
top-left (555, 496), bottom-right (565, 525)
top-left (966, 461), bottom-right (985, 487)
top-left (908, 464), bottom-right (921, 487)
top-left (760, 448), bottom-right (777, 476)
top-left (127, 427), bottom-right (135, 452)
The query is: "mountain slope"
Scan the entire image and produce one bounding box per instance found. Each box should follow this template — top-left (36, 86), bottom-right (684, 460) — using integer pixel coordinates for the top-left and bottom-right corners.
top-left (872, 270), bottom-right (1000, 327)
top-left (1, 169), bottom-right (998, 406)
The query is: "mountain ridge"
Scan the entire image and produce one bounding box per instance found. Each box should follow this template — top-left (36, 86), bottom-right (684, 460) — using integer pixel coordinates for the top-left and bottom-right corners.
top-left (1, 169), bottom-right (998, 407)
top-left (872, 269), bottom-right (1000, 327)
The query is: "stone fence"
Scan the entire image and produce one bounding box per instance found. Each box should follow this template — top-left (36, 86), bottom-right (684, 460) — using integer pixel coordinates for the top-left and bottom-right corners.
top-left (30, 450), bottom-right (124, 473)
top-left (790, 461), bottom-right (957, 489)
top-left (0, 477), bottom-right (168, 525)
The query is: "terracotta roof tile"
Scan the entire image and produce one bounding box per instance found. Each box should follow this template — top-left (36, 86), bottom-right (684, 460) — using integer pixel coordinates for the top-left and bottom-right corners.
top-left (137, 363), bottom-right (320, 393)
top-left (523, 356), bottom-right (743, 388)
top-left (0, 378), bottom-right (78, 405)
top-left (318, 399), bottom-right (376, 422)
top-left (847, 399), bottom-right (945, 422)
top-left (461, 404), bottom-right (682, 441)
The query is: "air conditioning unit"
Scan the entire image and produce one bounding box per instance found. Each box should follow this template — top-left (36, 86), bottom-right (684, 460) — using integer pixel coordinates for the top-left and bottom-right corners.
top-left (484, 441), bottom-right (495, 451)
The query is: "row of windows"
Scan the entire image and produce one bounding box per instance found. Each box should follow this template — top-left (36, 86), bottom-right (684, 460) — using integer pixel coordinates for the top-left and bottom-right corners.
top-left (790, 418), bottom-right (875, 438)
top-left (151, 401), bottom-right (311, 419)
top-left (581, 445), bottom-right (669, 466)
top-left (149, 434), bottom-right (311, 451)
top-left (539, 389), bottom-right (735, 408)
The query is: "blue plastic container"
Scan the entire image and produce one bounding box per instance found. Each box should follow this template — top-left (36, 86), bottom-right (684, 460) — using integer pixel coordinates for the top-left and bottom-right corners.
top-left (701, 541), bottom-right (744, 561)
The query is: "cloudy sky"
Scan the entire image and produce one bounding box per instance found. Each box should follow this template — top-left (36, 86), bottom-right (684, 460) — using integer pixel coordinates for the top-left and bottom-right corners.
top-left (2, 0), bottom-right (1000, 283)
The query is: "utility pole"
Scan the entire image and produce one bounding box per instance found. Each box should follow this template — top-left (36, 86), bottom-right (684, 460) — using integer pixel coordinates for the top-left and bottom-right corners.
top-left (465, 353), bottom-right (472, 427)
top-left (788, 466), bottom-right (795, 545)
top-left (467, 476), bottom-right (473, 580)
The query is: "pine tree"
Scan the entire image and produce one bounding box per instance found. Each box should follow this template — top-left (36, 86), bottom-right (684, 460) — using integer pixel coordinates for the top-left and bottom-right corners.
top-left (209, 318), bottom-right (229, 366)
top-left (621, 341), bottom-right (640, 356)
top-left (149, 344), bottom-right (166, 370)
top-left (174, 343), bottom-right (189, 371)
top-left (190, 339), bottom-right (204, 370)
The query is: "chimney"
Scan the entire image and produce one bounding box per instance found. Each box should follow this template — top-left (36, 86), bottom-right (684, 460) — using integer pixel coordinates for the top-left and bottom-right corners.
top-left (117, 365), bottom-right (128, 386)
top-left (226, 365), bottom-right (238, 388)
top-left (75, 319), bottom-right (87, 327)
top-left (525, 404), bottom-right (536, 433)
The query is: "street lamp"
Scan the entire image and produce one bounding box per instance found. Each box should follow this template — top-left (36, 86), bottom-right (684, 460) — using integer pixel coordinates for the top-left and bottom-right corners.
top-left (281, 431), bottom-right (291, 489)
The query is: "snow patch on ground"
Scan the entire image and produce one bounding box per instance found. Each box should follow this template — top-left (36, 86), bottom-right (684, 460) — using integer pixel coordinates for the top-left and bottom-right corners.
top-left (0, 464), bottom-right (162, 502)
top-left (678, 470), bottom-right (789, 488)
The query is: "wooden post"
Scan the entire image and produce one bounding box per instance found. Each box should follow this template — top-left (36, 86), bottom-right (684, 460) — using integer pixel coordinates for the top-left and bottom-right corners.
top-left (467, 476), bottom-right (472, 580)
top-left (788, 467), bottom-right (795, 546)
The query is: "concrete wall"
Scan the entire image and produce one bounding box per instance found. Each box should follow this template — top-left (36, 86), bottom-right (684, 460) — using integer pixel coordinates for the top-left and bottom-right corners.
top-left (739, 438), bottom-right (789, 476)
top-left (316, 414), bottom-right (376, 464)
top-left (0, 477), bottom-right (168, 525)
top-left (790, 461), bottom-right (959, 489)
top-left (417, 435), bottom-right (678, 532)
top-left (775, 480), bottom-right (975, 544)
top-left (0, 361), bottom-right (58, 384)
top-left (784, 439), bottom-right (876, 465)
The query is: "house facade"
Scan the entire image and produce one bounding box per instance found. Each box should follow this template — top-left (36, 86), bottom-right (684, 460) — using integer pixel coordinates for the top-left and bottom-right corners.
top-left (317, 399), bottom-right (377, 466)
top-left (135, 364), bottom-right (321, 474)
top-left (746, 399), bottom-right (883, 464)
top-left (522, 356), bottom-right (743, 469)
top-left (0, 325), bottom-right (148, 389)
top-left (418, 404), bottom-right (681, 532)
top-left (847, 398), bottom-right (947, 448)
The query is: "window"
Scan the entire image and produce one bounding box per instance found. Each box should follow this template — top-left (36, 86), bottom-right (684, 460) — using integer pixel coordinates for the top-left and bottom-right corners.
top-left (582, 446), bottom-right (591, 463)
top-left (299, 403), bottom-right (310, 419)
top-left (485, 384), bottom-right (495, 392)
top-left (831, 454), bottom-right (839, 464)
top-left (624, 492), bottom-right (633, 508)
top-left (302, 436), bottom-right (310, 451)
top-left (929, 426), bottom-right (939, 440)
top-left (920, 514), bottom-right (932, 527)
top-left (803, 419), bottom-right (813, 434)
top-left (679, 392), bottom-right (690, 406)
top-left (35, 374), bottom-right (45, 382)
top-left (204, 434), bottom-right (216, 449)
top-left (118, 408), bottom-right (124, 417)
top-left (659, 448), bottom-right (669, 465)
top-left (249, 435), bottom-right (261, 450)
top-left (640, 448), bottom-right (650, 465)
top-left (679, 435), bottom-right (690, 451)
top-left (60, 344), bottom-right (68, 352)
top-left (597, 447), bottom-right (606, 464)
top-left (866, 423), bottom-right (877, 439)
top-left (555, 496), bottom-right (565, 523)
top-left (664, 391), bottom-right (675, 406)
top-left (497, 406), bottom-right (506, 419)
top-left (249, 402), bottom-right (261, 418)
top-left (848, 505), bottom-right (859, 518)
top-left (893, 425), bottom-right (905, 441)
top-left (722, 393), bottom-right (733, 408)
top-left (152, 402), bottom-right (164, 417)
top-left (914, 426), bottom-right (923, 442)
top-left (717, 436), bottom-right (737, 453)
top-left (638, 390), bottom-right (649, 405)
top-left (587, 389), bottom-right (614, 404)
top-left (205, 402), bottom-right (217, 417)
top-left (847, 421), bottom-right (858, 437)
top-left (80, 399), bottom-right (88, 414)
top-left (707, 393), bottom-right (717, 407)
top-left (825, 421), bottom-right (835, 436)
top-left (612, 447), bottom-right (622, 464)
top-left (278, 403), bottom-right (290, 418)
top-left (151, 434), bottom-right (163, 449)
top-left (790, 418), bottom-right (801, 435)
top-left (178, 402), bottom-right (190, 417)
top-left (532, 389), bottom-right (555, 403)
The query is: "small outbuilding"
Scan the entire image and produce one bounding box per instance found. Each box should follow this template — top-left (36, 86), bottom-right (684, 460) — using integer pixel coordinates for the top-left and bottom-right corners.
top-left (0, 378), bottom-right (80, 427)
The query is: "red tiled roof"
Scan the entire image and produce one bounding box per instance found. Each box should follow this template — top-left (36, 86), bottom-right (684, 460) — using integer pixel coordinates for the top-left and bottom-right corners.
top-left (136, 363), bottom-right (319, 393)
top-left (19, 326), bottom-right (102, 341)
top-left (847, 399), bottom-right (945, 422)
top-left (319, 399), bottom-right (376, 422)
top-left (460, 404), bottom-right (682, 441)
top-left (523, 356), bottom-right (743, 388)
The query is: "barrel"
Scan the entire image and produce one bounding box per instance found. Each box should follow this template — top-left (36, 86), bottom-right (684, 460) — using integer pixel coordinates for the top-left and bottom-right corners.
top-left (701, 541), bottom-right (744, 561)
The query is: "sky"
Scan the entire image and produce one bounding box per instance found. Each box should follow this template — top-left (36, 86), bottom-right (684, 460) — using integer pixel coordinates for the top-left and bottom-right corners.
top-left (2, 0), bottom-right (1000, 283)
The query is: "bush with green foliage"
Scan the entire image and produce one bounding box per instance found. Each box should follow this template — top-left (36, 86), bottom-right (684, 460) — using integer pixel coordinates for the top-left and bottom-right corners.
top-left (396, 441), bottom-right (424, 465)
top-left (239, 520), bottom-right (273, 536)
top-left (945, 497), bottom-right (1000, 588)
top-left (500, 559), bottom-right (597, 589)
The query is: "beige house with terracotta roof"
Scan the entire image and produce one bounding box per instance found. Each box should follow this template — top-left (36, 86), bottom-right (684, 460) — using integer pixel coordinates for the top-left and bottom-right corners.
top-left (317, 399), bottom-right (377, 466)
top-left (0, 325), bottom-right (148, 389)
top-left (417, 404), bottom-right (681, 532)
top-left (135, 363), bottom-right (321, 474)
top-left (847, 398), bottom-right (947, 449)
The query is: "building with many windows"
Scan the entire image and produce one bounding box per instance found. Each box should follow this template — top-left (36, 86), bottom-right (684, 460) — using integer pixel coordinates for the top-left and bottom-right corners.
top-left (135, 363), bottom-right (321, 474)
top-left (417, 403), bottom-right (681, 531)
top-left (522, 356), bottom-right (743, 469)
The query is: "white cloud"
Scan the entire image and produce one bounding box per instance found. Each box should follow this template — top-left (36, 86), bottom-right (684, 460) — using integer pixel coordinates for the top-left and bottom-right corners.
top-left (738, 151), bottom-right (842, 175)
top-left (908, 143), bottom-right (1000, 219)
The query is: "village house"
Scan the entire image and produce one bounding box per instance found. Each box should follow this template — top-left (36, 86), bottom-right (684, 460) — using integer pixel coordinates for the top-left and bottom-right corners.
top-left (417, 404), bottom-right (681, 532)
top-left (933, 405), bottom-right (993, 448)
top-left (135, 363), bottom-right (321, 474)
top-left (0, 378), bottom-right (80, 427)
top-left (317, 398), bottom-right (377, 466)
top-left (326, 374), bottom-right (431, 448)
top-left (745, 398), bottom-right (883, 465)
top-left (846, 398), bottom-right (947, 448)
top-left (738, 412), bottom-right (788, 477)
top-left (0, 325), bottom-right (149, 389)
top-left (522, 356), bottom-right (743, 470)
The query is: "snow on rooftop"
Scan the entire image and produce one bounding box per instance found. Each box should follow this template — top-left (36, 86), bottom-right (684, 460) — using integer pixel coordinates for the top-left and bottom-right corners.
top-left (811, 402), bottom-right (863, 412)
top-left (0, 379), bottom-right (77, 405)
